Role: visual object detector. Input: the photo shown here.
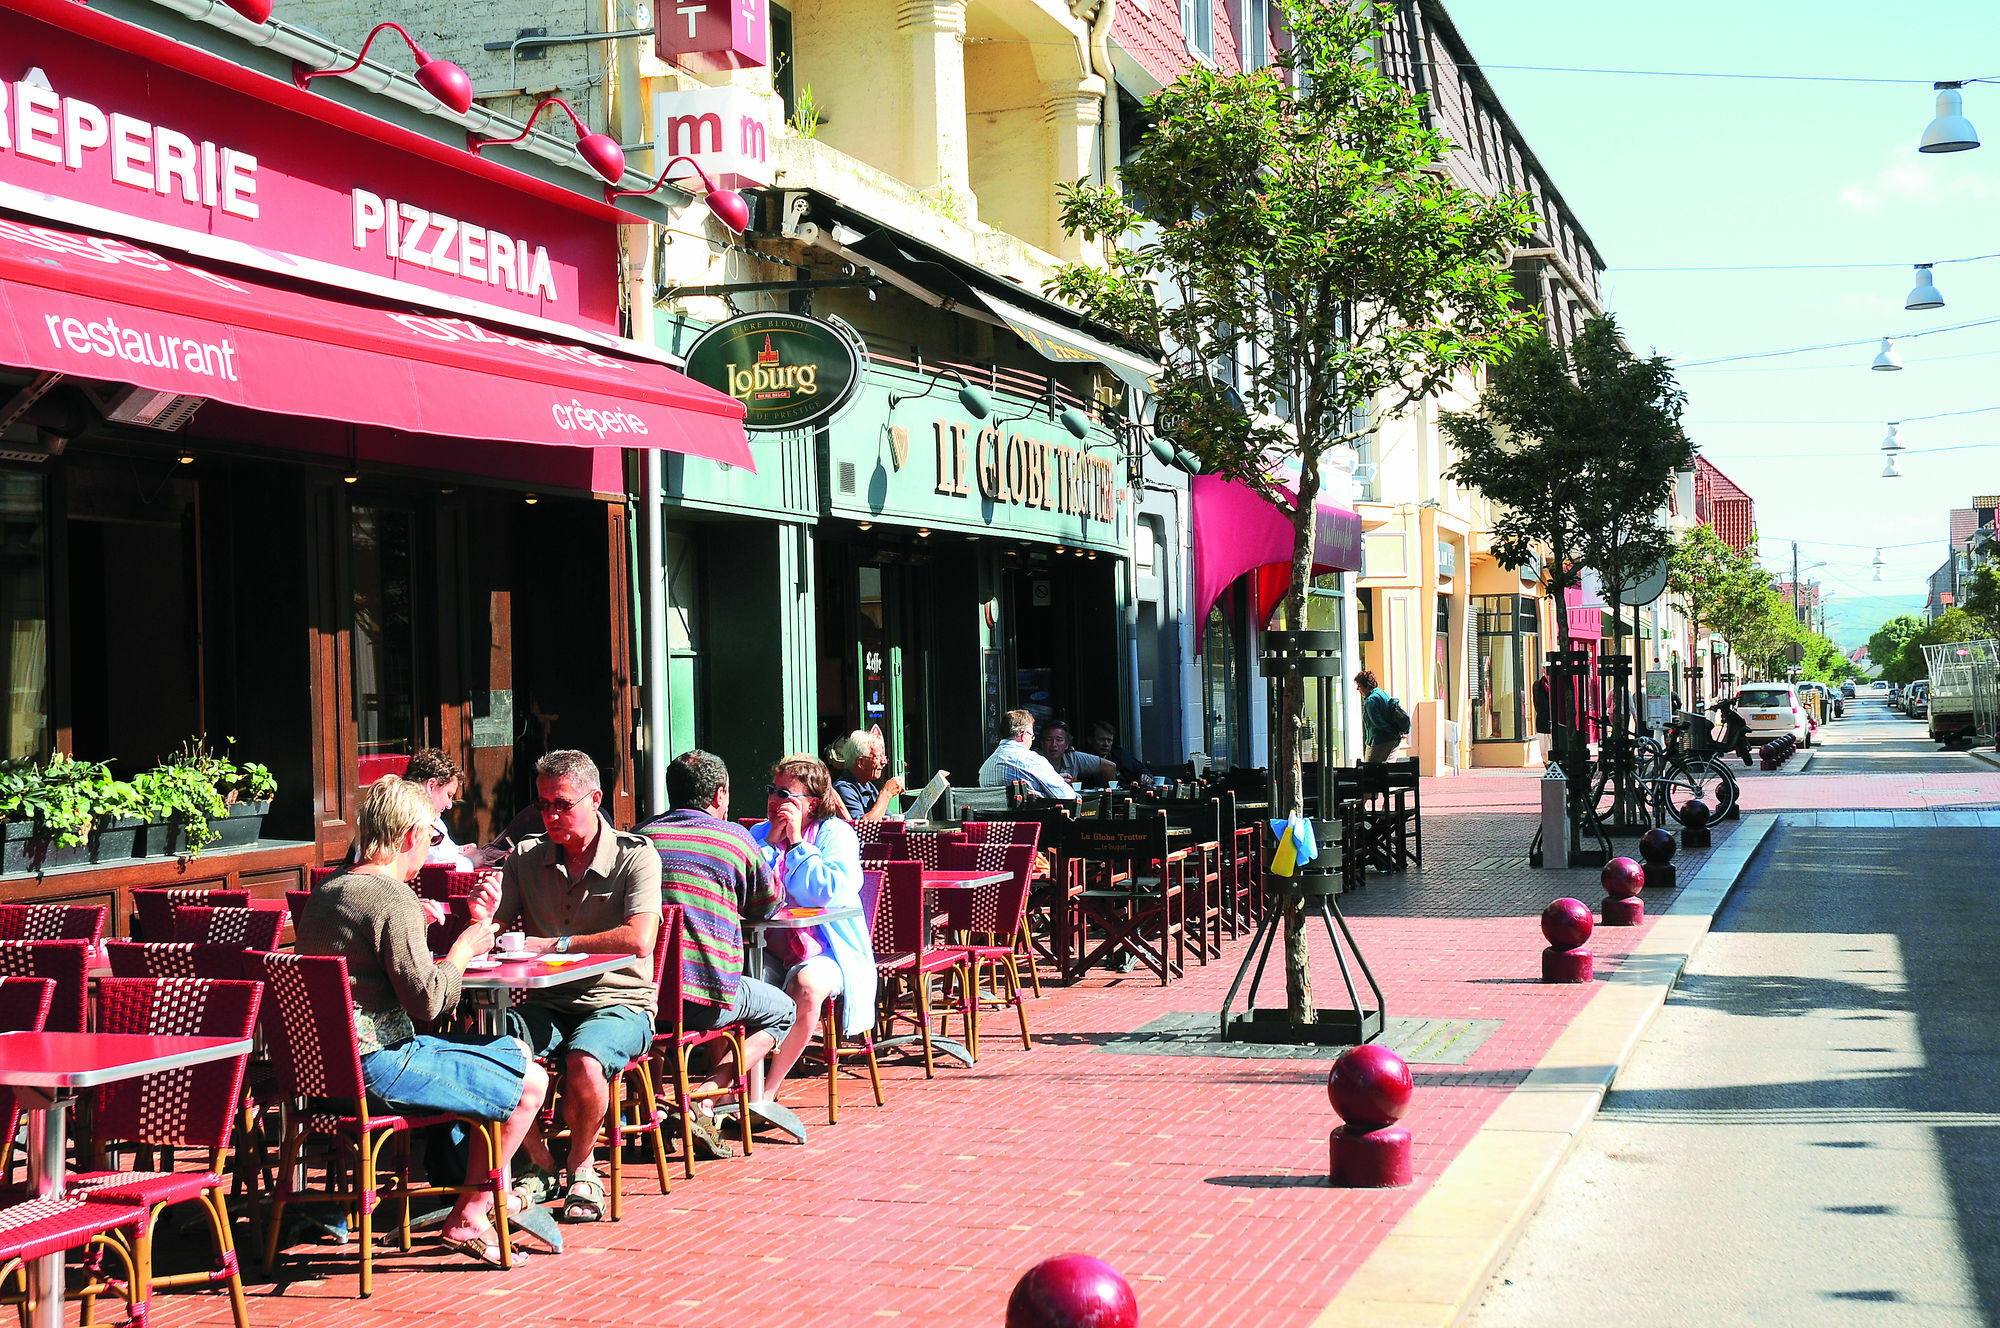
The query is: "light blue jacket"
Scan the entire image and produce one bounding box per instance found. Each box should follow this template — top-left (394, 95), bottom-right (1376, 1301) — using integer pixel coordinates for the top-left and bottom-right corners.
top-left (751, 816), bottom-right (877, 1034)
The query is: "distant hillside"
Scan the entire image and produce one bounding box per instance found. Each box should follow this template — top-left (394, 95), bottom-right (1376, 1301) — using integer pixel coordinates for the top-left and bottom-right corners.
top-left (1826, 595), bottom-right (1924, 651)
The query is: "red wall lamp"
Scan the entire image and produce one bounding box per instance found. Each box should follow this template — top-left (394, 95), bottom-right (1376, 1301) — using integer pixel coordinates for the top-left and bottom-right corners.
top-left (607, 155), bottom-right (750, 234)
top-left (291, 21), bottom-right (475, 116)
top-left (470, 96), bottom-right (626, 185)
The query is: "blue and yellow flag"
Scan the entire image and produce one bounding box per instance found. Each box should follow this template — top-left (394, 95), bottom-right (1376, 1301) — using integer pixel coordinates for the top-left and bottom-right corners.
top-left (1267, 814), bottom-right (1318, 877)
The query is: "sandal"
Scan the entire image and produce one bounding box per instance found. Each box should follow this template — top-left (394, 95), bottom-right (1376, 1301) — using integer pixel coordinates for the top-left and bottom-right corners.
top-left (561, 1171), bottom-right (606, 1223)
top-left (507, 1164), bottom-right (559, 1215)
top-left (438, 1221), bottom-right (532, 1270)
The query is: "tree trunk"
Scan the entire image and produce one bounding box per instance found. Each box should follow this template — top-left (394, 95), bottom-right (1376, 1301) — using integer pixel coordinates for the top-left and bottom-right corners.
top-left (1278, 452), bottom-right (1322, 1024)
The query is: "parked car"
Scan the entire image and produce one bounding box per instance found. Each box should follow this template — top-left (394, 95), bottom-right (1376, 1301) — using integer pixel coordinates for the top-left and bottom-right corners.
top-left (1867, 679), bottom-right (1892, 695)
top-left (1841, 681), bottom-right (1856, 698)
top-left (1907, 679), bottom-right (1930, 719)
top-left (1734, 682), bottom-right (1813, 747)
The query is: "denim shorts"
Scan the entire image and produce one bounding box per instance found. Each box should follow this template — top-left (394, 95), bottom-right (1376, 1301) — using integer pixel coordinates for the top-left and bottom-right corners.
top-left (683, 975), bottom-right (798, 1043)
top-left (507, 1002), bottom-right (653, 1079)
top-left (360, 1033), bottom-right (528, 1122)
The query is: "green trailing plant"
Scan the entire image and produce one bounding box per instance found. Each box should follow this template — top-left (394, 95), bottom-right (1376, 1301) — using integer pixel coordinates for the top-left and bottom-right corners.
top-left (0, 736), bottom-right (277, 858)
top-left (131, 763), bottom-right (229, 854)
top-left (0, 754), bottom-right (133, 848)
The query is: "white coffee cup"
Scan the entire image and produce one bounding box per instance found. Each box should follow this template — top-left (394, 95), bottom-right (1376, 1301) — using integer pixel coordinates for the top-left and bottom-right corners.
top-left (498, 931), bottom-right (525, 955)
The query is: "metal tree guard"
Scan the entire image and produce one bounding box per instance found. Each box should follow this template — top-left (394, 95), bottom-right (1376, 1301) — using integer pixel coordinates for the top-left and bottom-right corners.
top-left (1220, 630), bottom-right (1386, 1045)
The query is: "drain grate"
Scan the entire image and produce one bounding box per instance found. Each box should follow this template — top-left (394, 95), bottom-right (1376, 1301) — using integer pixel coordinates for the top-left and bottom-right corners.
top-left (1096, 1012), bottom-right (1502, 1063)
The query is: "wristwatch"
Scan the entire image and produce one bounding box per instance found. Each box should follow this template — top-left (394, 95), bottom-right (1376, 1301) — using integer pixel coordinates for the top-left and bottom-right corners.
top-left (554, 935), bottom-right (572, 954)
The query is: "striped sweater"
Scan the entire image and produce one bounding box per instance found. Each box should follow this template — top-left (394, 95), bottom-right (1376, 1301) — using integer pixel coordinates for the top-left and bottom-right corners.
top-left (638, 808), bottom-right (779, 1009)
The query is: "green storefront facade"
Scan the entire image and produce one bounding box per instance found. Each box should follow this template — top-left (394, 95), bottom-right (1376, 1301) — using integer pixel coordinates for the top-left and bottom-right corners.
top-left (648, 324), bottom-right (1133, 819)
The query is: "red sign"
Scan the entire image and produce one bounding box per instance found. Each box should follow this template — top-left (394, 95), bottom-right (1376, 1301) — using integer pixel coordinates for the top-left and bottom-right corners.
top-left (0, 216), bottom-right (750, 463)
top-left (0, 11), bottom-right (620, 331)
top-left (657, 0), bottom-right (769, 72)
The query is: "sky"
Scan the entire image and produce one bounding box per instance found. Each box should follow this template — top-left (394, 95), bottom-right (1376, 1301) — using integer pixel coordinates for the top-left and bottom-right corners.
top-left (1441, 0), bottom-right (2000, 624)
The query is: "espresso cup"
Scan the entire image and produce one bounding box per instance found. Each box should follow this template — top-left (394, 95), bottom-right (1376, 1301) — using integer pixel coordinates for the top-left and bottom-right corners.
top-left (498, 931), bottom-right (525, 954)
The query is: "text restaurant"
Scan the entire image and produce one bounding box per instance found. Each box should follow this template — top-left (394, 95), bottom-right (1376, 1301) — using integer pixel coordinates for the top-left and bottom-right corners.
top-left (0, 0), bottom-right (748, 920)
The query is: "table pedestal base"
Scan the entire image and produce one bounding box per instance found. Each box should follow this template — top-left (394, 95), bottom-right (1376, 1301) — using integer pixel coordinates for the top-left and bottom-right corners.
top-left (24, 1094), bottom-right (69, 1328)
top-left (712, 1098), bottom-right (810, 1145)
top-left (874, 1033), bottom-right (974, 1068)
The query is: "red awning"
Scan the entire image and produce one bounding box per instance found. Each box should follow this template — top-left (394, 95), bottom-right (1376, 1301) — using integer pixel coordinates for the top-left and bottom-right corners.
top-left (1191, 472), bottom-right (1364, 635)
top-left (0, 217), bottom-right (750, 465)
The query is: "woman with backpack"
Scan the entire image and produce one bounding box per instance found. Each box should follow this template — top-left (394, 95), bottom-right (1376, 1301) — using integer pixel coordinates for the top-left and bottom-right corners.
top-left (1354, 669), bottom-right (1408, 763)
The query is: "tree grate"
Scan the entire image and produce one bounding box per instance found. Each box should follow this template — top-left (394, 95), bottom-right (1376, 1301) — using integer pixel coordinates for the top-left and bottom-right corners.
top-left (1095, 1012), bottom-right (1502, 1063)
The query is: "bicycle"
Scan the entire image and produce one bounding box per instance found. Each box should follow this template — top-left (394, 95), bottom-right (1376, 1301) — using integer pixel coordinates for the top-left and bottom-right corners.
top-left (1591, 724), bottom-right (1738, 828)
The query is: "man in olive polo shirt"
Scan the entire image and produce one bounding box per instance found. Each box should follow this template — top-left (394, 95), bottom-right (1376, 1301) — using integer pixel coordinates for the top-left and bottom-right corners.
top-left (494, 749), bottom-right (661, 1223)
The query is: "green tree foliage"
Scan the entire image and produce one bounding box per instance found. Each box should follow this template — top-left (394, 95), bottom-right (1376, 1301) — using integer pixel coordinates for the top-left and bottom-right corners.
top-left (1867, 614), bottom-right (1925, 682)
top-left (1885, 609), bottom-right (1982, 684)
top-left (1957, 565), bottom-right (2000, 636)
top-left (1443, 317), bottom-right (1693, 656)
top-left (1049, 0), bottom-right (1534, 1020)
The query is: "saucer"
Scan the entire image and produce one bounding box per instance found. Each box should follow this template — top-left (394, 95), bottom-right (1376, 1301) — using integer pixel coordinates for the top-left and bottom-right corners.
top-left (464, 956), bottom-right (505, 971)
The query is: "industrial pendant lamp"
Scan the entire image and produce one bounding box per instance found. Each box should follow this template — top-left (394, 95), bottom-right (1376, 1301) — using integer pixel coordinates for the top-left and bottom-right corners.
top-left (293, 22), bottom-right (474, 115)
top-left (1870, 337), bottom-right (1903, 371)
top-left (606, 154), bottom-right (751, 234)
top-left (1905, 263), bottom-right (1944, 310)
top-left (1882, 423), bottom-right (1905, 452)
top-left (1919, 83), bottom-right (1981, 153)
top-left (1871, 548), bottom-right (1887, 581)
top-left (1882, 454), bottom-right (1904, 478)
top-left (470, 96), bottom-right (626, 184)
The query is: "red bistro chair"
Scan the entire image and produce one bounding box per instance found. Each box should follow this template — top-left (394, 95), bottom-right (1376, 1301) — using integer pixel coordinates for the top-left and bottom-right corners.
top-left (307, 867), bottom-right (340, 890)
top-left (936, 841), bottom-right (1038, 1052)
top-left (653, 905), bottom-right (752, 1179)
top-left (587, 926), bottom-right (672, 1221)
top-left (811, 871), bottom-right (886, 1125)
top-left (103, 943), bottom-right (250, 982)
top-left (253, 952), bottom-right (516, 1294)
top-left (170, 906), bottom-right (282, 951)
top-left (0, 1196), bottom-right (150, 1325)
top-left (416, 867), bottom-right (493, 902)
top-left (132, 890), bottom-right (249, 944)
top-left (70, 977), bottom-right (261, 1328)
top-left (0, 904), bottom-right (106, 944)
top-left (871, 860), bottom-right (974, 1078)
top-left (0, 941), bottom-right (88, 1033)
top-left (958, 821), bottom-right (1046, 996)
top-left (0, 978), bottom-right (54, 1183)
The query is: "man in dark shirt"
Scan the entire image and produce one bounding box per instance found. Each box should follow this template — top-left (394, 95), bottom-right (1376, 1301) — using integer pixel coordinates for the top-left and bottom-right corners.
top-left (638, 750), bottom-right (796, 1157)
top-left (1086, 720), bottom-right (1154, 788)
top-left (828, 729), bottom-right (904, 821)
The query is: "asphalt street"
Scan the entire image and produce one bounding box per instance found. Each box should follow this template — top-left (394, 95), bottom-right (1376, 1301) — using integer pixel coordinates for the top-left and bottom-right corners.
top-left (1467, 694), bottom-right (2000, 1327)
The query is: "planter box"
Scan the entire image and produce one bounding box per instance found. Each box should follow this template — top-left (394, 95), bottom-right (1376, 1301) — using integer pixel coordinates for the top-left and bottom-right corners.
top-left (2, 800), bottom-right (274, 876)
top-left (91, 816), bottom-right (147, 865)
top-left (146, 801), bottom-right (270, 857)
top-left (0, 820), bottom-right (93, 876)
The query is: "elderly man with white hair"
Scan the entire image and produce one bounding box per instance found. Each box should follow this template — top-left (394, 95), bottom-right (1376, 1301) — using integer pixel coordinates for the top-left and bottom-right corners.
top-left (827, 728), bottom-right (905, 821)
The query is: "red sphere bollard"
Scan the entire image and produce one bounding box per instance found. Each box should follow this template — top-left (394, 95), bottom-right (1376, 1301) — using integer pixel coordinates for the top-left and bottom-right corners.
top-left (1639, 828), bottom-right (1677, 889)
top-left (1600, 857), bottom-right (1644, 926)
top-left (1540, 897), bottom-right (1594, 982)
top-left (1007, 1255), bottom-right (1140, 1328)
top-left (1328, 1045), bottom-right (1414, 1188)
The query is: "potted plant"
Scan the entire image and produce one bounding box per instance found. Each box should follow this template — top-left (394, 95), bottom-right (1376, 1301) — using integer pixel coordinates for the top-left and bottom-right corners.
top-left (137, 737), bottom-right (276, 857)
top-left (0, 754), bottom-right (131, 874)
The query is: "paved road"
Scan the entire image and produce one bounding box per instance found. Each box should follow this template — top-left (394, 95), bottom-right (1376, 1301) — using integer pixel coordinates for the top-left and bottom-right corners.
top-left (1811, 689), bottom-right (1987, 776)
top-left (1467, 741), bottom-right (2000, 1325)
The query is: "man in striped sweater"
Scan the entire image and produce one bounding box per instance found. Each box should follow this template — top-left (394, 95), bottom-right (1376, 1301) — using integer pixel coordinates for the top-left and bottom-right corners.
top-left (640, 750), bottom-right (795, 1156)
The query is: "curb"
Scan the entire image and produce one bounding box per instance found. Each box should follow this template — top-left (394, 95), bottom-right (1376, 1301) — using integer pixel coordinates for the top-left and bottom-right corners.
top-left (1308, 815), bottom-right (1780, 1328)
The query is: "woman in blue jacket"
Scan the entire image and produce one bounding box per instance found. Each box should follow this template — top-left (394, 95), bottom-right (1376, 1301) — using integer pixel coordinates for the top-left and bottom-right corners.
top-left (752, 754), bottom-right (878, 1101)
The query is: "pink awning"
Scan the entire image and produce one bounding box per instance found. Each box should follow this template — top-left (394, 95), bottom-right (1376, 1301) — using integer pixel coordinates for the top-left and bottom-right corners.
top-left (1191, 472), bottom-right (1364, 633)
top-left (0, 217), bottom-right (751, 465)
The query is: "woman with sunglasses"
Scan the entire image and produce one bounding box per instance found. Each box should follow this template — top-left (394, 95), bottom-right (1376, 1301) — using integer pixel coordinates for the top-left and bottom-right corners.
top-left (750, 754), bottom-right (877, 1100)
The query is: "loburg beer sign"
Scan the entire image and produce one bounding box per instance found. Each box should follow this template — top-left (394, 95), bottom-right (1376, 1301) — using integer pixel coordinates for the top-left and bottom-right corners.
top-left (682, 312), bottom-right (860, 431)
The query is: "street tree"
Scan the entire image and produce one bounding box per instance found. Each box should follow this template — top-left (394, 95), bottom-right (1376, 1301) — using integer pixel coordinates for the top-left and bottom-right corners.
top-left (1049, 0), bottom-right (1535, 1024)
top-left (1667, 523), bottom-right (1746, 700)
top-left (1887, 608), bottom-right (1981, 683)
top-left (1867, 614), bottom-right (1925, 681)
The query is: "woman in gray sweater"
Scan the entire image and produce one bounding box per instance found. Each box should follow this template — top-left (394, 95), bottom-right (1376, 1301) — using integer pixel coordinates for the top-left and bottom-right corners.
top-left (297, 776), bottom-right (548, 1267)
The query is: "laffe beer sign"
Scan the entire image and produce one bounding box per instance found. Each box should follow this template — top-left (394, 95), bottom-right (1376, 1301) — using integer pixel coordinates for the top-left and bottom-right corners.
top-left (682, 312), bottom-right (861, 431)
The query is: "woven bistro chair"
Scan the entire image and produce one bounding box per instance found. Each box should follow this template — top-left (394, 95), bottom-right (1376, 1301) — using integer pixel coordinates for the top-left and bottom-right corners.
top-left (132, 890), bottom-right (249, 944)
top-left (69, 977), bottom-right (261, 1328)
top-left (870, 859), bottom-right (974, 1077)
top-left (652, 905), bottom-right (753, 1179)
top-left (170, 906), bottom-right (283, 951)
top-left (0, 978), bottom-right (54, 1185)
top-left (416, 868), bottom-right (493, 902)
top-left (812, 871), bottom-right (886, 1124)
top-left (103, 943), bottom-right (249, 982)
top-left (0, 1195), bottom-right (151, 1327)
top-left (1060, 814), bottom-right (1187, 985)
top-left (0, 904), bottom-right (106, 944)
top-left (0, 940), bottom-right (89, 1034)
top-left (252, 952), bottom-right (515, 1295)
top-left (934, 841), bottom-right (1037, 1051)
top-left (957, 820), bottom-right (1047, 998)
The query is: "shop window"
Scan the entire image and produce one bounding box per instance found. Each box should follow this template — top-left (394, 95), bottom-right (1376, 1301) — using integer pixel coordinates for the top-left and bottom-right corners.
top-left (665, 527), bottom-right (701, 751)
top-left (1433, 594), bottom-right (1453, 719)
top-left (1472, 593), bottom-right (1538, 743)
top-left (1200, 600), bottom-right (1239, 765)
top-left (0, 472), bottom-right (47, 761)
top-left (350, 504), bottom-right (417, 763)
top-left (1356, 586), bottom-right (1374, 641)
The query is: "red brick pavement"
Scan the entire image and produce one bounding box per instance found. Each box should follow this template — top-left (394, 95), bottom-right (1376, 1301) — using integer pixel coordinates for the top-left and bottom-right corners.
top-left (145, 804), bottom-right (1792, 1328)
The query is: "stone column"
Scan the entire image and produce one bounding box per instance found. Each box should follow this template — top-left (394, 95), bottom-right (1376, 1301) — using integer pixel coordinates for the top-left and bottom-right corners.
top-left (1042, 78), bottom-right (1105, 258)
top-left (897, 0), bottom-right (976, 221)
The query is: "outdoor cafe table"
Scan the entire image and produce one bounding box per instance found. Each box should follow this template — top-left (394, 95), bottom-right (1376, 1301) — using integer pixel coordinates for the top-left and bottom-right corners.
top-left (456, 952), bottom-right (640, 1035)
top-left (0, 1030), bottom-right (252, 1328)
top-left (729, 908), bottom-right (866, 1144)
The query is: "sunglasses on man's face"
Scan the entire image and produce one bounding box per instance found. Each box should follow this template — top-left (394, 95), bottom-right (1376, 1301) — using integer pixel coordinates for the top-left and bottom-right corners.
top-left (536, 795), bottom-right (591, 816)
top-left (765, 784), bottom-right (812, 802)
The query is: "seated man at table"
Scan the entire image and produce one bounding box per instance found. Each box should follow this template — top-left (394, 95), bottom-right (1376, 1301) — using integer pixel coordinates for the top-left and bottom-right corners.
top-left (492, 749), bottom-right (662, 1223)
top-left (406, 747), bottom-right (507, 870)
top-left (639, 749), bottom-right (796, 1158)
top-left (1086, 719), bottom-right (1155, 788)
top-left (1038, 720), bottom-right (1116, 787)
top-left (828, 729), bottom-right (906, 822)
top-left (976, 709), bottom-right (1077, 800)
top-left (297, 776), bottom-right (549, 1267)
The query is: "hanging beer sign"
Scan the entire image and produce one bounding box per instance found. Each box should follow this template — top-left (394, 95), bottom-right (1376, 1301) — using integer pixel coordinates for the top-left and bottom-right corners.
top-left (682, 312), bottom-right (861, 431)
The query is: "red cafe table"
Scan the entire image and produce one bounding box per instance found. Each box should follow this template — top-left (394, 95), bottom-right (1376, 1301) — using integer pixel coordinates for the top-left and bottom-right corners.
top-left (456, 952), bottom-right (642, 1035)
top-left (0, 1030), bottom-right (252, 1328)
